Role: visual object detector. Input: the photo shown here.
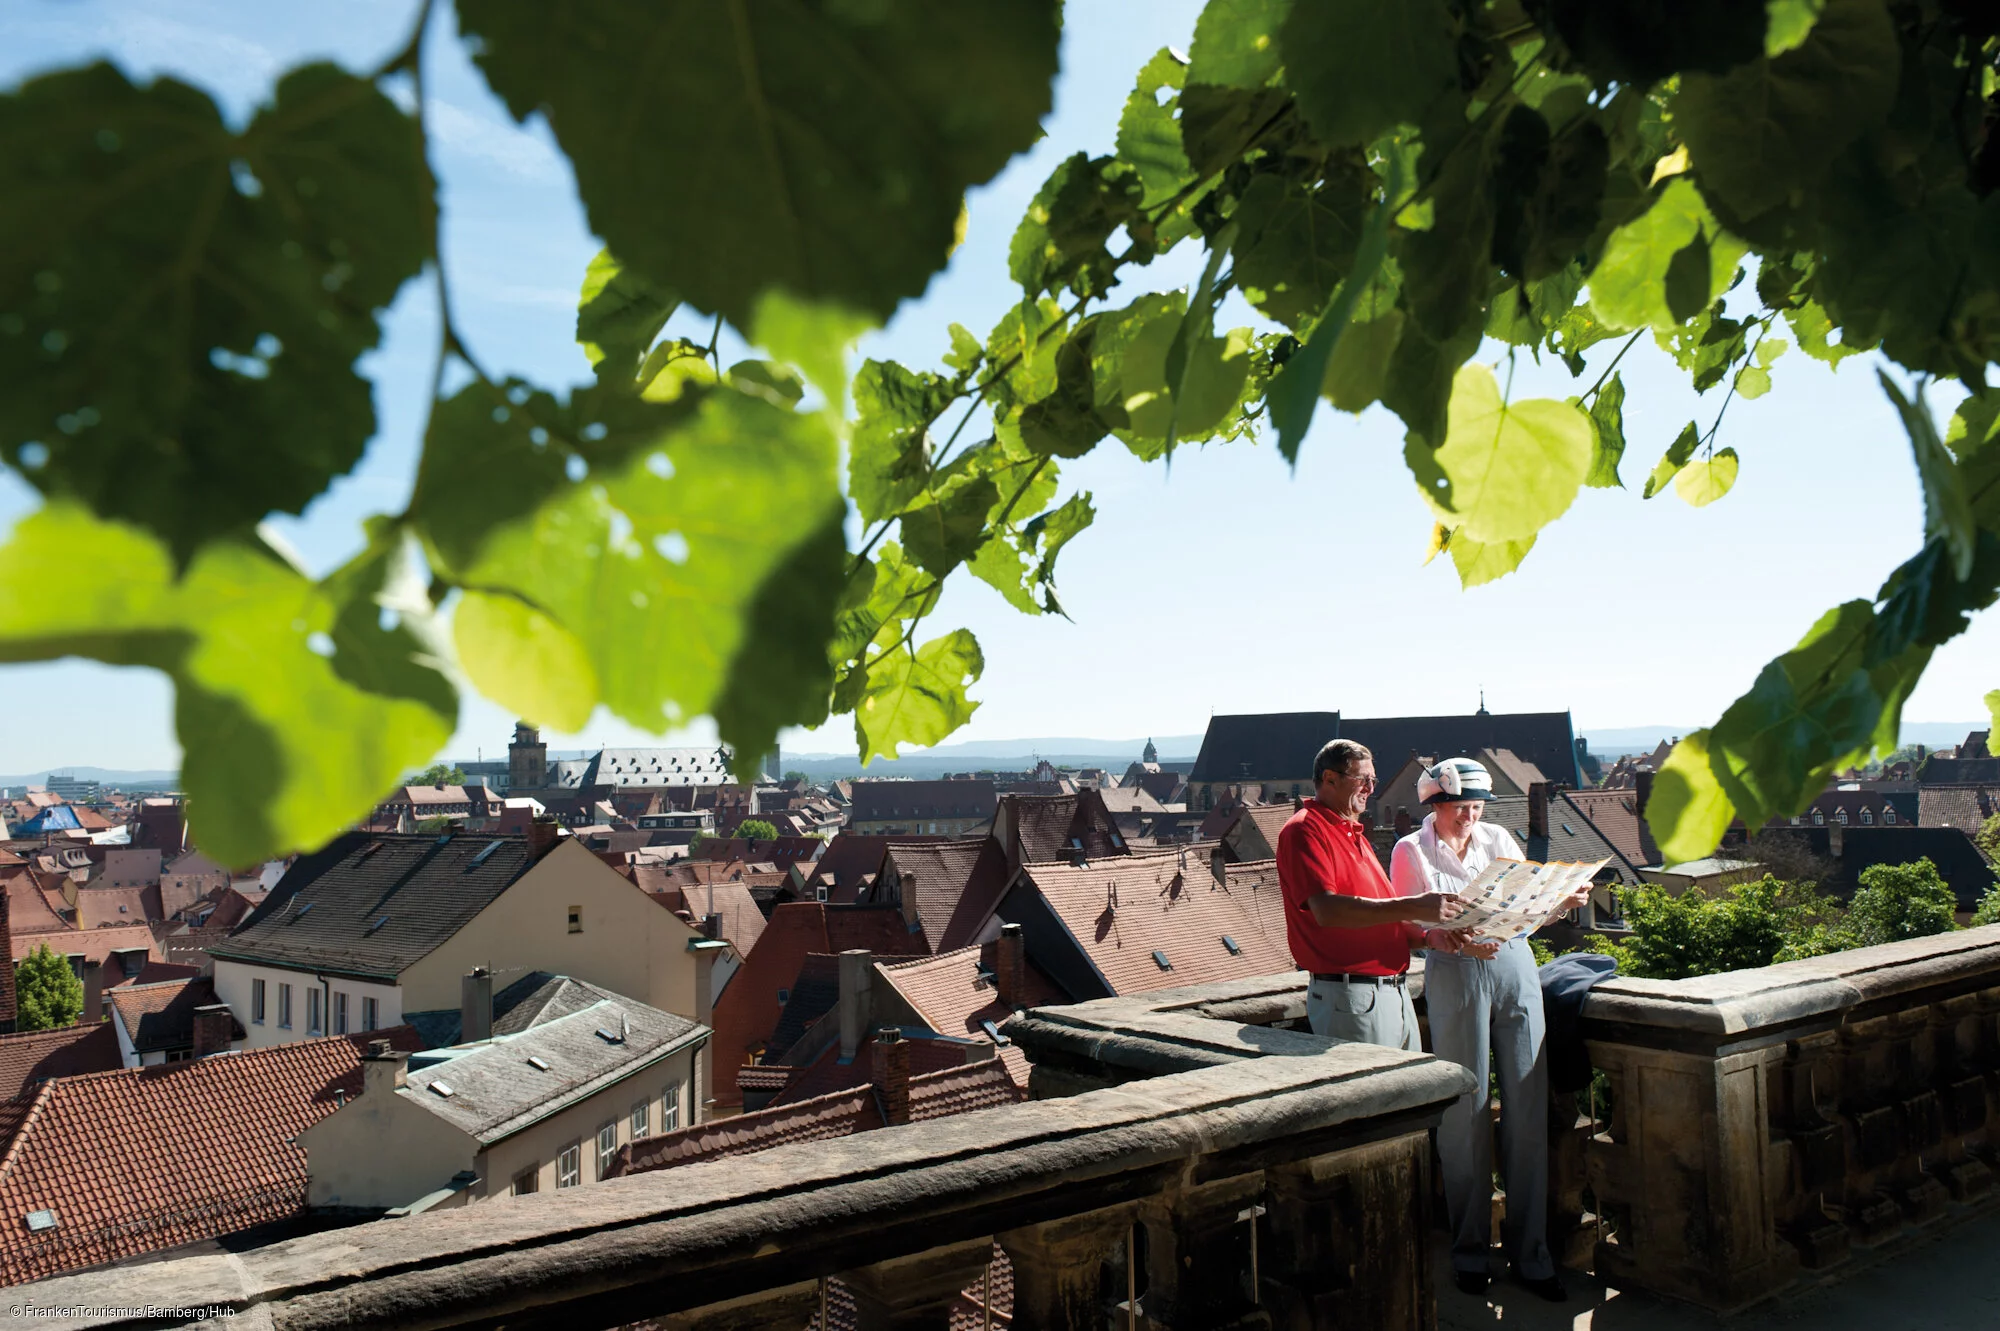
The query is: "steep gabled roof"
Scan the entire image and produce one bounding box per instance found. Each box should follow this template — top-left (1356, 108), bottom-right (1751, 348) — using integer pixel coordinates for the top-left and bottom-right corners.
top-left (1020, 848), bottom-right (1294, 996)
top-left (1191, 711), bottom-right (1342, 783)
top-left (1005, 790), bottom-right (1128, 866)
top-left (641, 878), bottom-right (766, 958)
top-left (1921, 756), bottom-right (2000, 785)
top-left (1342, 712), bottom-right (1580, 788)
top-left (1563, 789), bottom-right (1657, 870)
top-left (0, 1029), bottom-right (421, 1286)
top-left (0, 1023), bottom-right (121, 1103)
top-left (1483, 796), bottom-right (1640, 883)
top-left (876, 838), bottom-right (1011, 952)
top-left (766, 954), bottom-right (843, 1062)
top-left (107, 977), bottom-right (242, 1055)
top-left (208, 833), bottom-right (544, 980)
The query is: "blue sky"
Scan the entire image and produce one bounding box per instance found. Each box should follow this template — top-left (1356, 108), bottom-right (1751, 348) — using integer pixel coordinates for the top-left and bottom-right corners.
top-left (1, 0), bottom-right (1992, 772)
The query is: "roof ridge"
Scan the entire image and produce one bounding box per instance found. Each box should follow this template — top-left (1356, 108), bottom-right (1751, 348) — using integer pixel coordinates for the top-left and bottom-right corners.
top-left (0, 1077), bottom-right (60, 1182)
top-left (880, 944), bottom-right (983, 972)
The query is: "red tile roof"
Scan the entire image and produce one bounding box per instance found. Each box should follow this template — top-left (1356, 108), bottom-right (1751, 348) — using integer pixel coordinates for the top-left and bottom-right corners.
top-left (11, 922), bottom-right (158, 969)
top-left (708, 904), bottom-right (925, 1110)
top-left (4, 878), bottom-right (70, 935)
top-left (805, 834), bottom-right (920, 904)
top-left (1005, 791), bottom-right (1127, 865)
top-left (0, 1024), bottom-right (121, 1103)
top-left (0, 1028), bottom-right (422, 1285)
top-left (769, 1030), bottom-right (980, 1107)
top-left (1024, 848), bottom-right (1295, 995)
top-left (693, 836), bottom-right (825, 872)
top-left (75, 886), bottom-right (150, 930)
top-left (1564, 789), bottom-right (1656, 869)
top-left (107, 977), bottom-right (243, 1056)
top-left (642, 878), bottom-right (766, 957)
top-left (877, 946), bottom-right (1066, 1091)
top-left (874, 839), bottom-right (1011, 953)
top-left (106, 961), bottom-right (202, 991)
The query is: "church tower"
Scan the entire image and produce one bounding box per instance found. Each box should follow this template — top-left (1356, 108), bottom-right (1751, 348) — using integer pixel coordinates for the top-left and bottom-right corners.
top-left (1142, 737), bottom-right (1158, 764)
top-left (508, 722), bottom-right (547, 792)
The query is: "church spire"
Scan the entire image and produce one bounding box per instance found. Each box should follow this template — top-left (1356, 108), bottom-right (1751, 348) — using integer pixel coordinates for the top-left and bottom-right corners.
top-left (1142, 736), bottom-right (1158, 764)
top-left (1477, 689), bottom-right (1489, 716)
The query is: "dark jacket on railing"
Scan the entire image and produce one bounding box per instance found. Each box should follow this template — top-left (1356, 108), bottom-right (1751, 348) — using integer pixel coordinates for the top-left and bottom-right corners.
top-left (1539, 953), bottom-right (1619, 1092)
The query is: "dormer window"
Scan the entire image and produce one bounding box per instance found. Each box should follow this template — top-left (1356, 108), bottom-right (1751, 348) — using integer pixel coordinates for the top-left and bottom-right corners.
top-left (1835, 808), bottom-right (1848, 825)
top-left (1860, 809), bottom-right (1874, 825)
top-left (1812, 809), bottom-right (1825, 825)
top-left (1884, 806), bottom-right (1897, 824)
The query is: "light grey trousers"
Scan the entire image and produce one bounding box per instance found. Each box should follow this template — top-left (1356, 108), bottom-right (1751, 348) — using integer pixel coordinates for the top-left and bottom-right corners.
top-left (1305, 973), bottom-right (1421, 1051)
top-left (1425, 938), bottom-right (1554, 1279)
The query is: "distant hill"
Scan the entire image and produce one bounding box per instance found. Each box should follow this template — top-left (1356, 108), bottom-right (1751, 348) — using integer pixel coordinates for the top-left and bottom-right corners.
top-left (1577, 722), bottom-right (1988, 760)
top-left (780, 734), bottom-right (1201, 780)
top-left (0, 767), bottom-right (179, 790)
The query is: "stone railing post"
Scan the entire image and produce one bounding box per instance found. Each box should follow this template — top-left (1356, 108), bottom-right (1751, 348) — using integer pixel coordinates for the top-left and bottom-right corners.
top-left (841, 1239), bottom-right (994, 1331)
top-left (1260, 1137), bottom-right (1434, 1331)
top-left (1134, 1172), bottom-right (1266, 1329)
top-left (660, 1281), bottom-right (821, 1330)
top-left (1544, 1082), bottom-right (1597, 1271)
top-left (997, 1203), bottom-right (1134, 1327)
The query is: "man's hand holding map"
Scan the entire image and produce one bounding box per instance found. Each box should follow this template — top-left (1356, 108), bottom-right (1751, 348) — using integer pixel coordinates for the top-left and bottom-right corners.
top-left (1448, 857), bottom-right (1607, 943)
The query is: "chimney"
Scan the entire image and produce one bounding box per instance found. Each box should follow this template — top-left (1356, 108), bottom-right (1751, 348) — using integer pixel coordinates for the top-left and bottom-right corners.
top-left (362, 1038), bottom-right (408, 1098)
top-left (1210, 844), bottom-right (1227, 886)
top-left (872, 1027), bottom-right (911, 1126)
top-left (898, 873), bottom-right (919, 929)
top-left (526, 817), bottom-right (561, 858)
top-left (1529, 782), bottom-right (1551, 841)
top-left (1830, 821), bottom-right (1844, 857)
top-left (191, 1003), bottom-right (234, 1056)
top-left (461, 967), bottom-right (493, 1043)
top-left (838, 948), bottom-right (873, 1061)
top-left (83, 960), bottom-right (103, 1025)
top-left (995, 923), bottom-right (1026, 1009)
top-left (1394, 807), bottom-right (1413, 838)
top-left (1634, 770), bottom-right (1655, 819)
top-left (0, 883), bottom-right (15, 1034)
top-left (701, 912), bottom-right (722, 940)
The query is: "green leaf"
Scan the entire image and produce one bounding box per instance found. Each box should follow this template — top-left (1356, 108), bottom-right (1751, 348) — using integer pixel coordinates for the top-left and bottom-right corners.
top-left (454, 592), bottom-right (599, 733)
top-left (1583, 371), bottom-right (1627, 488)
top-left (968, 534), bottom-right (1041, 615)
top-left (850, 360), bottom-right (953, 525)
top-left (832, 542), bottom-right (937, 665)
top-left (1111, 301), bottom-right (1252, 450)
top-left (1177, 83), bottom-right (1293, 180)
top-left (1647, 729), bottom-right (1739, 866)
top-left (1643, 422), bottom-right (1702, 498)
top-left (944, 324), bottom-right (983, 375)
top-left (983, 297), bottom-right (1067, 413)
top-left (1280, 0), bottom-right (1458, 149)
top-left (712, 509), bottom-right (848, 774)
top-left (1322, 311), bottom-right (1406, 414)
top-left (1766, 0), bottom-right (1828, 55)
top-left (1588, 179), bottom-right (1747, 333)
top-left (1017, 323), bottom-right (1111, 459)
top-left (1785, 296), bottom-right (1863, 366)
top-left (1401, 113), bottom-right (1507, 340)
top-left (1009, 153), bottom-right (1146, 300)
top-left (417, 380), bottom-right (844, 735)
top-left (1880, 372), bottom-right (1977, 582)
top-left (1673, 0), bottom-right (1897, 222)
top-left (1232, 169), bottom-right (1368, 330)
top-left (1735, 365), bottom-right (1771, 399)
top-left (577, 249), bottom-right (677, 381)
top-left (856, 628), bottom-right (984, 763)
top-left (0, 505), bottom-right (453, 864)
top-left (1674, 447), bottom-right (1740, 506)
top-left (1118, 48), bottom-right (1196, 211)
top-left (1025, 491), bottom-right (1095, 566)
top-left (1408, 362), bottom-right (1593, 543)
top-left (900, 477), bottom-right (1001, 577)
top-left (1449, 530), bottom-right (1538, 588)
top-left (458, 0), bottom-right (1059, 326)
top-left (1187, 0), bottom-right (1290, 89)
top-left (0, 62), bottom-right (431, 561)
top-left (1986, 688), bottom-right (2000, 737)
top-left (748, 290), bottom-right (869, 418)
top-left (1946, 391), bottom-right (2000, 464)
top-left (1382, 313), bottom-right (1485, 448)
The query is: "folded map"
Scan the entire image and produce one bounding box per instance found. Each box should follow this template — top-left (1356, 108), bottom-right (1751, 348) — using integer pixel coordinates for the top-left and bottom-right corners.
top-left (1449, 856), bottom-right (1608, 942)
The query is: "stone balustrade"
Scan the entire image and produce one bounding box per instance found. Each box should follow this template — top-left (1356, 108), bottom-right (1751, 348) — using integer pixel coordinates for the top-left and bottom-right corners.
top-left (4, 978), bottom-right (1469, 1331)
top-left (1580, 923), bottom-right (2000, 1312)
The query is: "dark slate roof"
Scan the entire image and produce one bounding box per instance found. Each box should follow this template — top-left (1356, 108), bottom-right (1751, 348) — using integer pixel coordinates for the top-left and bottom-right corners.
top-left (1190, 710), bottom-right (1582, 788)
top-left (1340, 712), bottom-right (1581, 788)
top-left (1190, 712), bottom-right (1341, 784)
top-left (1482, 797), bottom-right (1640, 884)
top-left (1756, 826), bottom-right (1998, 910)
top-left (848, 780), bottom-right (998, 824)
top-left (1921, 756), bottom-right (2000, 785)
top-left (405, 971), bottom-right (628, 1049)
top-left (208, 834), bottom-right (542, 980)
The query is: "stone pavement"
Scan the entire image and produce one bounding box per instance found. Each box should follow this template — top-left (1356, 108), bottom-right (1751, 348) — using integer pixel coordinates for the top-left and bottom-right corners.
top-left (1435, 1206), bottom-right (2000, 1331)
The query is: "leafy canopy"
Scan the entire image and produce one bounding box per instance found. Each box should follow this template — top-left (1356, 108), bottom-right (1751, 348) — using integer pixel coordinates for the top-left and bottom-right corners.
top-left (15, 943), bottom-right (84, 1032)
top-left (2, 0), bottom-right (1999, 869)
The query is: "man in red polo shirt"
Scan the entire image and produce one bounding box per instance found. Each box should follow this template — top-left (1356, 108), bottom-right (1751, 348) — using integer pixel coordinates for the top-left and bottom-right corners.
top-left (1278, 738), bottom-right (1464, 1049)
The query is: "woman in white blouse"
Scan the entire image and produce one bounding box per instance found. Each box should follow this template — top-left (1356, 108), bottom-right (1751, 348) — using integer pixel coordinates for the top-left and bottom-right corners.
top-left (1389, 757), bottom-right (1587, 1303)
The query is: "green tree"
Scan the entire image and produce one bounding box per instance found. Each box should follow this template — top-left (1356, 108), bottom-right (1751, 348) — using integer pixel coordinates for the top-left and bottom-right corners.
top-left (2, 1), bottom-right (1999, 868)
top-left (1970, 881), bottom-right (2000, 928)
top-left (1975, 812), bottom-right (2000, 863)
top-left (735, 818), bottom-right (781, 845)
top-left (1602, 874), bottom-right (1844, 980)
top-left (782, 770), bottom-right (808, 784)
top-left (15, 944), bottom-right (84, 1031)
top-left (416, 762), bottom-right (466, 786)
top-left (1835, 858), bottom-right (1961, 949)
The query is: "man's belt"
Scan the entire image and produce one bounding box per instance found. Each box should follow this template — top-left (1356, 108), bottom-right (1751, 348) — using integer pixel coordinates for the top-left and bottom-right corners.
top-left (1311, 971), bottom-right (1408, 986)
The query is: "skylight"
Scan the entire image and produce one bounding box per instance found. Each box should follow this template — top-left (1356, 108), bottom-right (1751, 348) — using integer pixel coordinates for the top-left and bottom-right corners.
top-left (1561, 822), bottom-right (1576, 836)
top-left (1222, 935), bottom-right (1242, 955)
top-left (429, 1081), bottom-right (456, 1098)
top-left (368, 914), bottom-right (390, 932)
top-left (526, 1056), bottom-right (551, 1071)
top-left (472, 840), bottom-right (504, 865)
top-left (24, 1209), bottom-right (56, 1232)
top-left (1152, 949), bottom-right (1173, 971)
top-left (292, 902), bottom-right (313, 919)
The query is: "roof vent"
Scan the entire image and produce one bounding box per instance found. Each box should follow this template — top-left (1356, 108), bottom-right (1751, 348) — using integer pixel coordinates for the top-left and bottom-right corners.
top-left (367, 914), bottom-right (390, 933)
top-left (24, 1209), bottom-right (56, 1233)
top-left (596, 1026), bottom-right (626, 1045)
top-left (980, 1018), bottom-right (1012, 1046)
top-left (429, 1081), bottom-right (456, 1098)
top-left (1222, 935), bottom-right (1242, 955)
top-left (472, 840), bottom-right (504, 865)
top-left (436, 833), bottom-right (453, 845)
top-left (1152, 949), bottom-right (1173, 971)
top-left (292, 902), bottom-right (314, 920)
top-left (526, 1056), bottom-right (551, 1071)
top-left (1561, 822), bottom-right (1576, 836)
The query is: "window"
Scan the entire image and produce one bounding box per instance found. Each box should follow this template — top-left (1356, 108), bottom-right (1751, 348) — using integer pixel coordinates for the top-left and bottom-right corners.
top-left (1812, 809), bottom-right (1825, 825)
top-left (252, 978), bottom-right (266, 1025)
top-left (631, 1098), bottom-right (651, 1140)
top-left (557, 1143), bottom-right (581, 1188)
top-left (362, 996), bottom-right (379, 1032)
top-left (661, 1082), bottom-right (681, 1132)
top-left (513, 1168), bottom-right (539, 1196)
top-left (308, 988), bottom-right (323, 1035)
top-left (1885, 806), bottom-right (1898, 825)
top-left (1790, 816), bottom-right (1802, 826)
top-left (278, 983), bottom-right (293, 1029)
top-left (334, 990), bottom-right (349, 1035)
top-left (1835, 808), bottom-right (1848, 825)
top-left (1861, 809), bottom-right (1874, 826)
top-left (567, 906), bottom-right (582, 934)
top-left (597, 1121), bottom-right (619, 1179)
